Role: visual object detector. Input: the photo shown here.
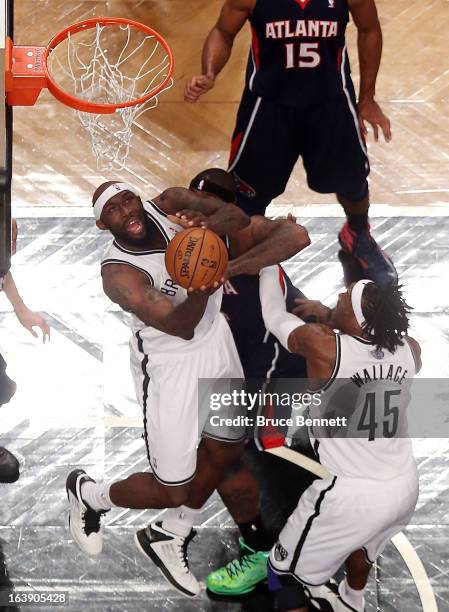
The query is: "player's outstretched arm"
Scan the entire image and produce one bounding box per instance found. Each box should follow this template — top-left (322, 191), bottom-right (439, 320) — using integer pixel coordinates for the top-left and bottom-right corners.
top-left (2, 219), bottom-right (50, 342)
top-left (259, 266), bottom-right (336, 368)
top-left (184, 0), bottom-right (254, 103)
top-left (227, 214), bottom-right (310, 276)
top-left (157, 187), bottom-right (250, 234)
top-left (349, 0), bottom-right (391, 142)
top-left (2, 272), bottom-right (50, 343)
top-left (102, 264), bottom-right (210, 341)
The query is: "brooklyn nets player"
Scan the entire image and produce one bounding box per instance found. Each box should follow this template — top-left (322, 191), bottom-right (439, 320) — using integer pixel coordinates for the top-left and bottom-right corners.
top-left (260, 272), bottom-right (420, 612)
top-left (66, 182), bottom-right (310, 598)
top-left (190, 169), bottom-right (311, 596)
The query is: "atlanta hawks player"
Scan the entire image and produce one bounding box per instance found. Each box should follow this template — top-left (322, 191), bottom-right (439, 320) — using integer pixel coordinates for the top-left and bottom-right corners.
top-left (260, 272), bottom-right (420, 611)
top-left (188, 169), bottom-right (312, 596)
top-left (185, 0), bottom-right (397, 287)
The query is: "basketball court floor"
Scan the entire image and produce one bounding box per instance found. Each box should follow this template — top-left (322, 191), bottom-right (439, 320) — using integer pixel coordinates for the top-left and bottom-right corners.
top-left (0, 1), bottom-right (448, 611)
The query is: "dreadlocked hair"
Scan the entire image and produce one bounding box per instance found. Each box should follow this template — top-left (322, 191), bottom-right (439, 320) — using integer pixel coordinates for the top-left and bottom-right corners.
top-left (361, 282), bottom-right (412, 353)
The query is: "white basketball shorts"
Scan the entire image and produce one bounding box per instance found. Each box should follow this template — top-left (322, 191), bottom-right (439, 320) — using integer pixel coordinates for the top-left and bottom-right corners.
top-left (269, 470), bottom-right (419, 586)
top-left (130, 313), bottom-right (245, 486)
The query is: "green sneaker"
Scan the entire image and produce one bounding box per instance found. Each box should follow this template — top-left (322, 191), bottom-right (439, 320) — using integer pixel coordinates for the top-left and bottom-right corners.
top-left (206, 538), bottom-right (269, 596)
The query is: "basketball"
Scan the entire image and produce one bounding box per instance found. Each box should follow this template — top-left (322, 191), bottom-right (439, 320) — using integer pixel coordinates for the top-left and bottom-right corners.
top-left (165, 227), bottom-right (228, 290)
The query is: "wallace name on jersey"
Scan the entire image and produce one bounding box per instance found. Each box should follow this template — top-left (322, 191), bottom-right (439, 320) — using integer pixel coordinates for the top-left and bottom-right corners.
top-left (351, 364), bottom-right (409, 388)
top-left (265, 20), bottom-right (339, 39)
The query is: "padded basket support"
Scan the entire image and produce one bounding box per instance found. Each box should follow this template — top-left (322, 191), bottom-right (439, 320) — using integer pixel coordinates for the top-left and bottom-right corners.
top-left (5, 41), bottom-right (47, 106)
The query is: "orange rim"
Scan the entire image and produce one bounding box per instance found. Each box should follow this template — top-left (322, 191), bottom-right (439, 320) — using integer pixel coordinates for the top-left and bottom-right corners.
top-left (42, 17), bottom-right (174, 115)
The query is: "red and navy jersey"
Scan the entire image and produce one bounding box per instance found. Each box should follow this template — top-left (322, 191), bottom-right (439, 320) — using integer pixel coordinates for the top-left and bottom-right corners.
top-left (221, 265), bottom-right (307, 379)
top-left (246, 0), bottom-right (351, 108)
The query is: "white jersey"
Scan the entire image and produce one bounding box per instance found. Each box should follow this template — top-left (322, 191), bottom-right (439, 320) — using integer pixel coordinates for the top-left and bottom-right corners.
top-left (101, 200), bottom-right (222, 356)
top-left (310, 334), bottom-right (418, 481)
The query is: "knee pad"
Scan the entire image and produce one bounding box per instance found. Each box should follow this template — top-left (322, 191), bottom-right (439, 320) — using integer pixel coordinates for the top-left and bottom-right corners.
top-left (268, 563), bottom-right (306, 611)
top-left (337, 179), bottom-right (369, 204)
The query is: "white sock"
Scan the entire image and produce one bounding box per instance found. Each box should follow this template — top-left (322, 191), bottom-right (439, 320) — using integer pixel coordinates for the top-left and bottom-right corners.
top-left (162, 506), bottom-right (201, 538)
top-left (339, 578), bottom-right (365, 612)
top-left (81, 481), bottom-right (115, 512)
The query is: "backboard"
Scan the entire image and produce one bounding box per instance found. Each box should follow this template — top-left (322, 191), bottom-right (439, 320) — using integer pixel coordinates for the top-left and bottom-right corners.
top-left (0, 0), bottom-right (12, 278)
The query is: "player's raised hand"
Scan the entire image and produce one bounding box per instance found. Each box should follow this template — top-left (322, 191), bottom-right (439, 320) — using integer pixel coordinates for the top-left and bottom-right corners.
top-left (357, 98), bottom-right (392, 143)
top-left (184, 73), bottom-right (215, 103)
top-left (168, 210), bottom-right (208, 229)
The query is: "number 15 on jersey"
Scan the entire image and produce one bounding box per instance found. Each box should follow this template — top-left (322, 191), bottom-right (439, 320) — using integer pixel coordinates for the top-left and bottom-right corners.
top-left (285, 43), bottom-right (321, 68)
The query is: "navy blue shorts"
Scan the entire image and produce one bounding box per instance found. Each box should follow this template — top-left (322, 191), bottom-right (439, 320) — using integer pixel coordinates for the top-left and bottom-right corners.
top-left (228, 87), bottom-right (370, 215)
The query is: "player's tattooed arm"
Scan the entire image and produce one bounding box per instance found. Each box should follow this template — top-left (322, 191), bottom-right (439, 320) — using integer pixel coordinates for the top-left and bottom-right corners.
top-left (227, 215), bottom-right (310, 276)
top-left (102, 264), bottom-right (209, 340)
top-left (156, 187), bottom-right (250, 234)
top-left (292, 299), bottom-right (333, 325)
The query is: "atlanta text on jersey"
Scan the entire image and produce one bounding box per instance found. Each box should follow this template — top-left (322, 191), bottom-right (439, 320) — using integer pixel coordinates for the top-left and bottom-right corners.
top-left (265, 20), bottom-right (339, 40)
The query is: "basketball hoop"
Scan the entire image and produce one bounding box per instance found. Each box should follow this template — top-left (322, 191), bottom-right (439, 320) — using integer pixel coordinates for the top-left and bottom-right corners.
top-left (6, 18), bottom-right (174, 170)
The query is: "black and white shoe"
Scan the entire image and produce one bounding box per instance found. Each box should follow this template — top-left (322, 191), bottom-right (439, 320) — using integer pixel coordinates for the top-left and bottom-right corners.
top-left (307, 580), bottom-right (363, 611)
top-left (135, 521), bottom-right (200, 598)
top-left (66, 469), bottom-right (109, 555)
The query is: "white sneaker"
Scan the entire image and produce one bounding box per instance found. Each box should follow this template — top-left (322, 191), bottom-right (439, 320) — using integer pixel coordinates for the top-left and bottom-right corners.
top-left (135, 521), bottom-right (200, 598)
top-left (66, 469), bottom-right (109, 555)
top-left (307, 580), bottom-right (363, 611)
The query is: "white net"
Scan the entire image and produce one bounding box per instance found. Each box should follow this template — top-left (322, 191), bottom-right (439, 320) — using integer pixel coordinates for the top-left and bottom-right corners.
top-left (47, 22), bottom-right (173, 170)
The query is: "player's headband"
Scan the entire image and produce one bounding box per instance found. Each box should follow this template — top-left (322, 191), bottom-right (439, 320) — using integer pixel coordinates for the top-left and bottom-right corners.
top-left (189, 177), bottom-right (236, 203)
top-left (93, 183), bottom-right (135, 220)
top-left (351, 279), bottom-right (373, 329)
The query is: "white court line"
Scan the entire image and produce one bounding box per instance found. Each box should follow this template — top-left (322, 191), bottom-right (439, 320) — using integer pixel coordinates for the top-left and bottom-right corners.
top-left (391, 532), bottom-right (438, 612)
top-left (265, 446), bottom-right (438, 612)
top-left (266, 446), bottom-right (330, 479)
top-left (200, 507), bottom-right (228, 527)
